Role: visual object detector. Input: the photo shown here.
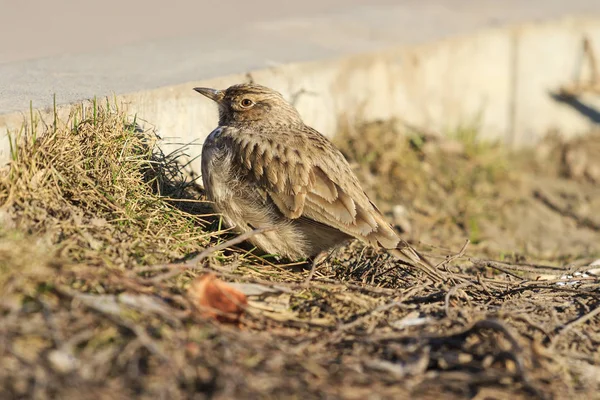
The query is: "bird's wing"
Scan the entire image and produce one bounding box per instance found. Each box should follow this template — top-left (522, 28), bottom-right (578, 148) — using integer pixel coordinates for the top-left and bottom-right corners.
top-left (225, 127), bottom-right (399, 249)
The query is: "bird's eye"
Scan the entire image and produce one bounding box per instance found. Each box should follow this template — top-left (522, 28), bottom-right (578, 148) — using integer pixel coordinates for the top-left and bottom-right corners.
top-left (240, 98), bottom-right (254, 108)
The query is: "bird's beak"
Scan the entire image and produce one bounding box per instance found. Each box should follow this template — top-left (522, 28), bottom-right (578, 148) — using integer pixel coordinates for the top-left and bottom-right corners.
top-left (193, 87), bottom-right (224, 103)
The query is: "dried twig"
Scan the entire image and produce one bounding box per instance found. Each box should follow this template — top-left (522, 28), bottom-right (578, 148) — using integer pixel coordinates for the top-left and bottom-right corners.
top-left (502, 285), bottom-right (600, 299)
top-left (550, 304), bottom-right (600, 349)
top-left (140, 227), bottom-right (274, 283)
top-left (533, 189), bottom-right (600, 231)
top-left (468, 319), bottom-right (543, 398)
top-left (55, 285), bottom-right (170, 361)
top-left (471, 258), bottom-right (525, 280)
top-left (558, 36), bottom-right (600, 96)
top-left (436, 239), bottom-right (470, 270)
top-left (445, 282), bottom-right (474, 318)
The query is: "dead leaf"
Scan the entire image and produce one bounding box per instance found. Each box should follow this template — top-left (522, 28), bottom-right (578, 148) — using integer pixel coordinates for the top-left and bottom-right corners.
top-left (188, 273), bottom-right (248, 323)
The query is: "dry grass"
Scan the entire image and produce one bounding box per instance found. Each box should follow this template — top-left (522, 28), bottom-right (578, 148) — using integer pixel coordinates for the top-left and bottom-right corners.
top-left (0, 103), bottom-right (599, 400)
top-left (335, 119), bottom-right (512, 248)
top-left (336, 119), bottom-right (600, 260)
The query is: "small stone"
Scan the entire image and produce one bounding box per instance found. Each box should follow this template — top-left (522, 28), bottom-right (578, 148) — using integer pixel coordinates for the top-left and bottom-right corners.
top-left (47, 349), bottom-right (78, 374)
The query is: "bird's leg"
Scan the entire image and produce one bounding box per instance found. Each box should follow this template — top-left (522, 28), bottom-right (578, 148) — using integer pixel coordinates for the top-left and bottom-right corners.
top-left (303, 250), bottom-right (333, 286)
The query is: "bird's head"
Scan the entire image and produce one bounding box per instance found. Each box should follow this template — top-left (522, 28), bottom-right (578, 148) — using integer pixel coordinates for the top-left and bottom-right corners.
top-left (194, 83), bottom-right (303, 127)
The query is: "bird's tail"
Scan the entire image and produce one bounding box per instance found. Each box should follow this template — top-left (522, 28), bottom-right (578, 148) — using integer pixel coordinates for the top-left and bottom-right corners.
top-left (388, 240), bottom-right (445, 283)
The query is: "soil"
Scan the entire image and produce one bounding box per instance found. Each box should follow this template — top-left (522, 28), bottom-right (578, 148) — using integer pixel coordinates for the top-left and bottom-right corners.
top-left (0, 105), bottom-right (599, 399)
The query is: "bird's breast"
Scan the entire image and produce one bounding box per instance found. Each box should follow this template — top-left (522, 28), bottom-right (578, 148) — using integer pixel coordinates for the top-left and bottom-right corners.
top-left (201, 127), bottom-right (235, 203)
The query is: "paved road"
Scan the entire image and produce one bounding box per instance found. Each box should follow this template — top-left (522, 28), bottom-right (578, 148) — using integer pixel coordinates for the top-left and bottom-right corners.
top-left (1, 0), bottom-right (599, 114)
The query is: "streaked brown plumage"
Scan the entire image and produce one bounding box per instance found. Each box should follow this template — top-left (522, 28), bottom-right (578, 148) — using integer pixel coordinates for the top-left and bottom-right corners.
top-left (195, 83), bottom-right (440, 279)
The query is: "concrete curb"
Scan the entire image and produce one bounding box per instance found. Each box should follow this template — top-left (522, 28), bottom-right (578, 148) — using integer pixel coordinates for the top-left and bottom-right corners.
top-left (2, 16), bottom-right (600, 171)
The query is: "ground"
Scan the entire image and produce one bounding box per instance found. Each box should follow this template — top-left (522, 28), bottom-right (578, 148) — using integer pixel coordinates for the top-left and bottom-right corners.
top-left (0, 104), bottom-right (599, 399)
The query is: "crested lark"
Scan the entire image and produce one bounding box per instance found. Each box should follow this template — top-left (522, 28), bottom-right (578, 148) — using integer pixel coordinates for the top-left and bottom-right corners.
top-left (195, 83), bottom-right (441, 279)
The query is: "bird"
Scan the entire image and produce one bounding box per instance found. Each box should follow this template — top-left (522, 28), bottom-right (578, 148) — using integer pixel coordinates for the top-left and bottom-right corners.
top-left (195, 83), bottom-right (442, 281)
